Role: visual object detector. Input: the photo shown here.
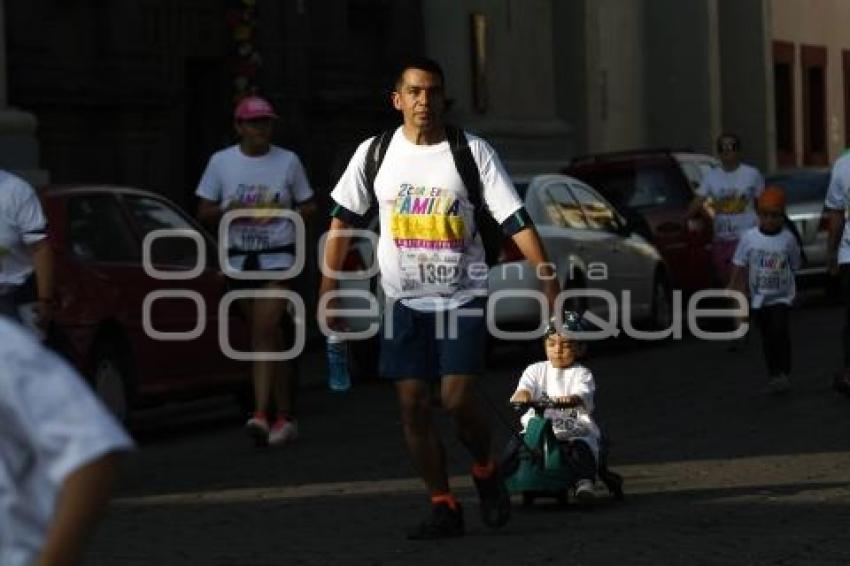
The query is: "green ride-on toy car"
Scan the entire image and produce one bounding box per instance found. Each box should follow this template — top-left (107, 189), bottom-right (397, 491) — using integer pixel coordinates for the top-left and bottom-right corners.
top-left (504, 397), bottom-right (625, 507)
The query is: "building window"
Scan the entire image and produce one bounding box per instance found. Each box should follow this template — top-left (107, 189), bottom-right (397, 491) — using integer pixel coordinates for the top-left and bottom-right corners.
top-left (773, 42), bottom-right (796, 167)
top-left (801, 45), bottom-right (828, 166)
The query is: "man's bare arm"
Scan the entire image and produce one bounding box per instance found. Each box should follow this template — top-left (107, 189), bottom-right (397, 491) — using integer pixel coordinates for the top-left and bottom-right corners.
top-left (510, 227), bottom-right (559, 309)
top-left (197, 198), bottom-right (225, 230)
top-left (317, 217), bottom-right (354, 329)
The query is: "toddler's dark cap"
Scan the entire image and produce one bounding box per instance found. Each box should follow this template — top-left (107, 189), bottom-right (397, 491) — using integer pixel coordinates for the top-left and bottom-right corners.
top-left (546, 310), bottom-right (585, 336)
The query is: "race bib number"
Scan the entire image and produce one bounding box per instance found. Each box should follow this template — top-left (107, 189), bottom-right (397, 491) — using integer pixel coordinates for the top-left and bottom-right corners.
top-left (235, 226), bottom-right (271, 251)
top-left (399, 251), bottom-right (463, 293)
top-left (756, 272), bottom-right (789, 295)
top-left (547, 408), bottom-right (591, 438)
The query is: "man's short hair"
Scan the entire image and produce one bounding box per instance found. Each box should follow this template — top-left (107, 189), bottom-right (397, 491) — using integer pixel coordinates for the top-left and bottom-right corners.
top-left (394, 56), bottom-right (445, 89)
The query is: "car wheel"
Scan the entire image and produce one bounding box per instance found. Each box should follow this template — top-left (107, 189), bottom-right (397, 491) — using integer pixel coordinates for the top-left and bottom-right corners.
top-left (649, 273), bottom-right (673, 331)
top-left (92, 340), bottom-right (133, 422)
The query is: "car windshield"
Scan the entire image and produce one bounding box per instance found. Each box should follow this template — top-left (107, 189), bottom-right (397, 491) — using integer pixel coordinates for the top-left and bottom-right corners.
top-left (569, 162), bottom-right (690, 210)
top-left (765, 171), bottom-right (830, 204)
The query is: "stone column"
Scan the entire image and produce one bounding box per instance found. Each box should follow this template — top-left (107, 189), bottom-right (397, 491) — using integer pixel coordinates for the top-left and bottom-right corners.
top-left (0, 0), bottom-right (49, 186)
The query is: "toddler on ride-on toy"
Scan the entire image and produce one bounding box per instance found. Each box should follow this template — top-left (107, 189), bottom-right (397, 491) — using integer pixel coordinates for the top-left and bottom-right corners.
top-left (505, 311), bottom-right (623, 506)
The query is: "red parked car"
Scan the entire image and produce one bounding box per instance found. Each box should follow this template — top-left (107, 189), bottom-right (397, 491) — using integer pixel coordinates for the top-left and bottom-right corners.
top-left (41, 185), bottom-right (250, 421)
top-left (563, 150), bottom-right (714, 293)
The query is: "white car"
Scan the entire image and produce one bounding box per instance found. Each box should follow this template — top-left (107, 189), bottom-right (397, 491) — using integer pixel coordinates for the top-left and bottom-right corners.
top-left (487, 174), bottom-right (672, 334)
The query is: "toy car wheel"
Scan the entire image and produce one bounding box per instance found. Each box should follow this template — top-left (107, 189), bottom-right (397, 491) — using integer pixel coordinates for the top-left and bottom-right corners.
top-left (521, 493), bottom-right (535, 507)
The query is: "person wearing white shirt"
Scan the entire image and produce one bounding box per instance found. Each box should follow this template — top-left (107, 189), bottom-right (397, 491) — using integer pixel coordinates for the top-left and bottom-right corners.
top-left (196, 95), bottom-right (316, 447)
top-left (509, 313), bottom-right (601, 502)
top-left (318, 57), bottom-right (559, 540)
top-left (0, 170), bottom-right (54, 337)
top-left (0, 316), bottom-right (133, 566)
top-left (729, 187), bottom-right (801, 395)
top-left (824, 150), bottom-right (850, 394)
top-left (687, 133), bottom-right (765, 286)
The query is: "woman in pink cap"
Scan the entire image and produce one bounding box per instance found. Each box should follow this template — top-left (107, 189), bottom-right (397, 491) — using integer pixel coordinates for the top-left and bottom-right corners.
top-left (196, 95), bottom-right (315, 446)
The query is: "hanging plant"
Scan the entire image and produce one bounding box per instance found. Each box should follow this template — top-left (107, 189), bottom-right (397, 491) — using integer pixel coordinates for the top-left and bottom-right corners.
top-left (229, 0), bottom-right (260, 102)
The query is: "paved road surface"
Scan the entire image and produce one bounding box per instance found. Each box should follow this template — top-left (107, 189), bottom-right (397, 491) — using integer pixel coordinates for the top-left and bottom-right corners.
top-left (86, 299), bottom-right (850, 566)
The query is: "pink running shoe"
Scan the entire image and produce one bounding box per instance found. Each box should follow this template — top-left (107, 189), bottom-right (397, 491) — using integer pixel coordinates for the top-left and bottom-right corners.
top-left (269, 417), bottom-right (299, 446)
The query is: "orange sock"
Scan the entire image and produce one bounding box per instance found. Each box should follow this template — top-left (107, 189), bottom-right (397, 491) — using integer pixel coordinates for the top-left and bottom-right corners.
top-left (430, 492), bottom-right (459, 510)
top-left (472, 460), bottom-right (496, 480)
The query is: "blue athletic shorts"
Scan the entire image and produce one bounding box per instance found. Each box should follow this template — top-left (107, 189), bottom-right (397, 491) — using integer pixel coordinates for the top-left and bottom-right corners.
top-left (379, 297), bottom-right (487, 380)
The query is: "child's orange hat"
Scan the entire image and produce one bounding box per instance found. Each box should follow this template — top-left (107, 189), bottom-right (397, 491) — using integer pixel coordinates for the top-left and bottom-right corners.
top-left (758, 186), bottom-right (786, 212)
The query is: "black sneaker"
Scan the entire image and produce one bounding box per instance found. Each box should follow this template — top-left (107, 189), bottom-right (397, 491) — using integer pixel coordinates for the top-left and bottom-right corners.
top-left (405, 502), bottom-right (465, 540)
top-left (472, 467), bottom-right (511, 528)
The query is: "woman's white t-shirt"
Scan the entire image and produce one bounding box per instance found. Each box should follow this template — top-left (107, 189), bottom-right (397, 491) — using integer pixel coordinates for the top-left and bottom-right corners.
top-left (330, 128), bottom-right (522, 312)
top-left (196, 145), bottom-right (313, 270)
top-left (696, 163), bottom-right (765, 241)
top-left (514, 361), bottom-right (601, 457)
top-left (732, 227), bottom-right (801, 309)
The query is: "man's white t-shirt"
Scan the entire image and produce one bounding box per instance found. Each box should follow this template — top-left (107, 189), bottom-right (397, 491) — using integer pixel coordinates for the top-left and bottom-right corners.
top-left (196, 145), bottom-right (314, 270)
top-left (0, 317), bottom-right (133, 566)
top-left (514, 361), bottom-right (601, 458)
top-left (824, 152), bottom-right (850, 265)
top-left (732, 227), bottom-right (801, 309)
top-left (330, 128), bottom-right (523, 312)
top-left (0, 171), bottom-right (47, 293)
top-left (696, 163), bottom-right (765, 241)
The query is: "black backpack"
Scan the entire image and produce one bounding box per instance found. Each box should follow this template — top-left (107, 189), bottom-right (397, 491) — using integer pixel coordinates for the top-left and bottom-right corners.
top-left (362, 125), bottom-right (505, 266)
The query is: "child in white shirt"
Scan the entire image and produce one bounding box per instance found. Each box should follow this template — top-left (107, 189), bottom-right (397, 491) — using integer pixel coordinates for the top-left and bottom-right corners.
top-left (509, 312), bottom-right (601, 501)
top-left (730, 186), bottom-right (802, 394)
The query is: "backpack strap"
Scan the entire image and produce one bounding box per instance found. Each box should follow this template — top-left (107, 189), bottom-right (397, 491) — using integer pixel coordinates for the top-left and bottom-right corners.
top-left (445, 124), bottom-right (484, 211)
top-left (446, 124), bottom-right (506, 265)
top-left (364, 129), bottom-right (393, 209)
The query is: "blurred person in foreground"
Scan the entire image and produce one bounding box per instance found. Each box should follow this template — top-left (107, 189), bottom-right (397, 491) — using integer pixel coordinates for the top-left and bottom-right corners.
top-left (0, 169), bottom-right (54, 338)
top-left (0, 315), bottom-right (133, 566)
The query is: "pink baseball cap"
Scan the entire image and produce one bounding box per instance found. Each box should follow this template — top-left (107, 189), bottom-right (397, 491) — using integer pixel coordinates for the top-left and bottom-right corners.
top-left (234, 95), bottom-right (279, 120)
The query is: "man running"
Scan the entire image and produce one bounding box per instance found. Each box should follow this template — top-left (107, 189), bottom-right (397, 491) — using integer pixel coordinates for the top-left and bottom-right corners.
top-left (318, 57), bottom-right (558, 539)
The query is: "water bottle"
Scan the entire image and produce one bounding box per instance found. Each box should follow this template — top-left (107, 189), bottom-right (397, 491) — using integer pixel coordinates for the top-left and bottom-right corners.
top-left (326, 335), bottom-right (351, 392)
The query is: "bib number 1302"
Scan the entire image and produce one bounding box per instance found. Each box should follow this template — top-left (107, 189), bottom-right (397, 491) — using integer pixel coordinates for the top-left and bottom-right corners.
top-left (418, 263), bottom-right (460, 285)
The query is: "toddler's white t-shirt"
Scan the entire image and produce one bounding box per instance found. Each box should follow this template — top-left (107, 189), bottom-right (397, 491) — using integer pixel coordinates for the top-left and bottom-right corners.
top-left (514, 361), bottom-right (601, 457)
